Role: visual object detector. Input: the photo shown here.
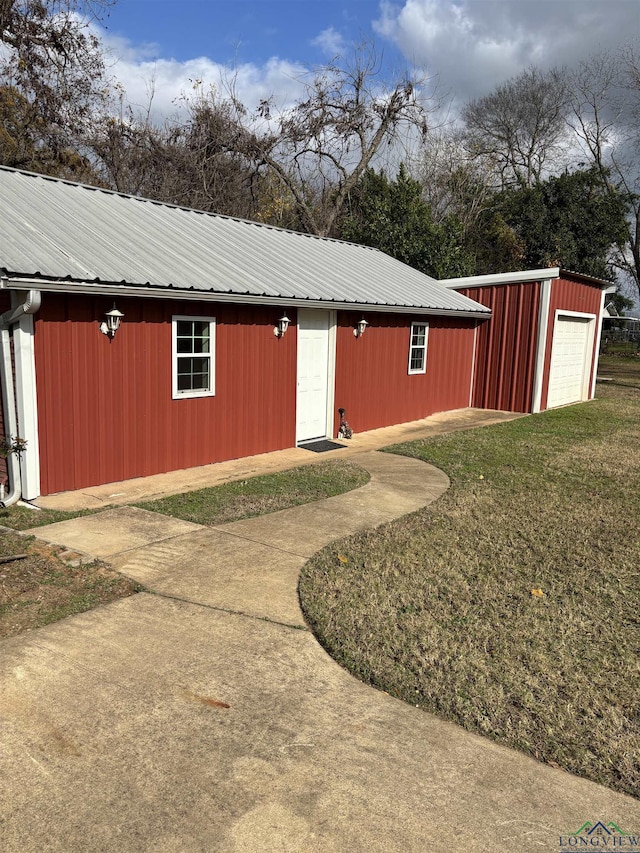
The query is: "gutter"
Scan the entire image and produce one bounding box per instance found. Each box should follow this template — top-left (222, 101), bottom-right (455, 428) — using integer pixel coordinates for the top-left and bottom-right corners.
top-left (441, 268), bottom-right (562, 289)
top-left (0, 289), bottom-right (41, 506)
top-left (440, 267), bottom-right (613, 291)
top-left (2, 277), bottom-right (491, 320)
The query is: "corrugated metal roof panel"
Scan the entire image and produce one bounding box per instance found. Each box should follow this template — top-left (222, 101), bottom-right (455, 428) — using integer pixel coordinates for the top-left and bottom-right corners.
top-left (0, 167), bottom-right (489, 315)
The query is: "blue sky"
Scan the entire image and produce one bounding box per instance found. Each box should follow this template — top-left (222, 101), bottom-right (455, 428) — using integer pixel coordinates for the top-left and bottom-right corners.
top-left (98, 1), bottom-right (639, 121)
top-left (103, 1), bottom-right (388, 68)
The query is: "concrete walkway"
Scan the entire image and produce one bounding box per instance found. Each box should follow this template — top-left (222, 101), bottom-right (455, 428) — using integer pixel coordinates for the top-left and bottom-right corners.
top-left (35, 407), bottom-right (522, 511)
top-left (2, 423), bottom-right (640, 851)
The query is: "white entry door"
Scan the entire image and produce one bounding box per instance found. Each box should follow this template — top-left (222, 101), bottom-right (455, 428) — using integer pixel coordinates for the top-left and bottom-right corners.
top-left (547, 315), bottom-right (594, 408)
top-left (297, 309), bottom-right (333, 443)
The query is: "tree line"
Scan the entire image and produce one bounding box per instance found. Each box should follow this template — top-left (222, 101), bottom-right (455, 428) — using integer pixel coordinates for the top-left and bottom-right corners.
top-left (1, 0), bottom-right (638, 306)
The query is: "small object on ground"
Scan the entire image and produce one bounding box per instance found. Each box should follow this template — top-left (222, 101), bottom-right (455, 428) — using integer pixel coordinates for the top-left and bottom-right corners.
top-left (0, 553), bottom-right (27, 564)
top-left (338, 407), bottom-right (353, 439)
top-left (183, 690), bottom-right (230, 709)
top-left (531, 588), bottom-right (545, 598)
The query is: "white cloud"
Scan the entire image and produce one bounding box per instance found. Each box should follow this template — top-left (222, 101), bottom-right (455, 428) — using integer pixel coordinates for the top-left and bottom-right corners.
top-left (312, 26), bottom-right (347, 57)
top-left (97, 2), bottom-right (637, 127)
top-left (374, 0), bottom-right (639, 108)
top-left (104, 31), bottom-right (161, 65)
top-left (100, 29), bottom-right (308, 124)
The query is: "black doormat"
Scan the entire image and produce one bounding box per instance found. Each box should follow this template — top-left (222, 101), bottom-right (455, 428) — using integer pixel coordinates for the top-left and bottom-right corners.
top-left (299, 439), bottom-right (346, 453)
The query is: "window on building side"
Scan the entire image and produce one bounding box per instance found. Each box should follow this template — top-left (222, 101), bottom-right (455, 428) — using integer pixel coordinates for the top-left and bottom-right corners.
top-left (172, 316), bottom-right (216, 398)
top-left (408, 322), bottom-right (428, 374)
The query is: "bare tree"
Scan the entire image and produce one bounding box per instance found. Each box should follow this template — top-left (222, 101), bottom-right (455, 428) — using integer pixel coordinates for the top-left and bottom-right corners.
top-left (89, 108), bottom-right (157, 195)
top-left (0, 0), bottom-right (113, 166)
top-left (462, 66), bottom-right (570, 190)
top-left (192, 45), bottom-right (433, 237)
top-left (411, 127), bottom-right (493, 234)
top-left (90, 94), bottom-right (261, 219)
top-left (568, 47), bottom-right (640, 297)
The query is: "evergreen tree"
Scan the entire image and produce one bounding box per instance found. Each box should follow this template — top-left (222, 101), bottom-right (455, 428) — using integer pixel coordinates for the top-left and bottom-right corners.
top-left (339, 165), bottom-right (473, 279)
top-left (472, 167), bottom-right (630, 279)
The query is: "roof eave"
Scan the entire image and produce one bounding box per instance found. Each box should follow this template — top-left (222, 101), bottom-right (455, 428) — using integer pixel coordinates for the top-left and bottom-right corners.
top-left (1, 276), bottom-right (492, 320)
top-left (440, 268), bottom-right (561, 289)
top-left (440, 267), bottom-right (613, 290)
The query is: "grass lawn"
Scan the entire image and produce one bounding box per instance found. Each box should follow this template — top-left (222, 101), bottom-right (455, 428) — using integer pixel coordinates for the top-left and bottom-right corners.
top-left (299, 355), bottom-right (640, 798)
top-left (134, 460), bottom-right (370, 525)
top-left (0, 504), bottom-right (94, 531)
top-left (0, 460), bottom-right (368, 638)
top-left (0, 531), bottom-right (141, 640)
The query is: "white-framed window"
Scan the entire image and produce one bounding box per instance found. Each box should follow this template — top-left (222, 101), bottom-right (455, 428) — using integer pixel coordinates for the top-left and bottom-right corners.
top-left (172, 315), bottom-right (216, 399)
top-left (408, 322), bottom-right (429, 374)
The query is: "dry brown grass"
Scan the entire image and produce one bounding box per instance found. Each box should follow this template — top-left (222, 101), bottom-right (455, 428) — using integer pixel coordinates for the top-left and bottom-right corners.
top-left (0, 532), bottom-right (140, 640)
top-left (300, 356), bottom-right (640, 798)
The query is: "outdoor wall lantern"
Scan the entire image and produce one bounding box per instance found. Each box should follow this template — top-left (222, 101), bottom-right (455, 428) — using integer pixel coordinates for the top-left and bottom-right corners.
top-left (274, 313), bottom-right (290, 338)
top-left (354, 316), bottom-right (369, 338)
top-left (100, 303), bottom-right (124, 339)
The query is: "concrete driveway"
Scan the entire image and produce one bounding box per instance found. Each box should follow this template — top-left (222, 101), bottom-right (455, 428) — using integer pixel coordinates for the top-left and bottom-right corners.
top-left (1, 444), bottom-right (639, 851)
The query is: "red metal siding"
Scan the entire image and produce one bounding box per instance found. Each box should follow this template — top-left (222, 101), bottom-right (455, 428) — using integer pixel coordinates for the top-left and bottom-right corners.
top-left (334, 312), bottom-right (476, 435)
top-left (540, 276), bottom-right (603, 410)
top-left (458, 283), bottom-right (540, 413)
top-left (35, 294), bottom-right (297, 495)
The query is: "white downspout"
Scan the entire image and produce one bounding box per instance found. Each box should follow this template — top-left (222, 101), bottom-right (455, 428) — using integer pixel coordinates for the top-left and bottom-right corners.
top-left (13, 297), bottom-right (40, 500)
top-left (0, 289), bottom-right (41, 507)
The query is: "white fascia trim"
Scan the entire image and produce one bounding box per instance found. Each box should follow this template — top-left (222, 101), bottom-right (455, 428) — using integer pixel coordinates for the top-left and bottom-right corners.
top-left (2, 278), bottom-right (490, 320)
top-left (12, 312), bottom-right (40, 499)
top-left (554, 309), bottom-right (597, 321)
top-left (440, 268), bottom-right (561, 290)
top-left (592, 292), bottom-right (607, 399)
top-left (531, 278), bottom-right (554, 414)
top-left (326, 311), bottom-right (337, 440)
top-left (469, 324), bottom-right (478, 407)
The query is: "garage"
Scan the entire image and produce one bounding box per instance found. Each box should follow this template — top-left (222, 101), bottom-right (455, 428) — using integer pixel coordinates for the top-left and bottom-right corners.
top-left (442, 269), bottom-right (608, 414)
top-left (546, 313), bottom-right (596, 408)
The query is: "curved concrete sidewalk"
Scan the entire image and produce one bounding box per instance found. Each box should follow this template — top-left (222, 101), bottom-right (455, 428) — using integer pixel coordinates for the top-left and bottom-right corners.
top-left (2, 451), bottom-right (639, 852)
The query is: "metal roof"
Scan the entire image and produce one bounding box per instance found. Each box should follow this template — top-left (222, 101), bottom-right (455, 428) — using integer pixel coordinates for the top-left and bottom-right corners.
top-left (0, 166), bottom-right (489, 317)
top-left (441, 267), bottom-right (612, 290)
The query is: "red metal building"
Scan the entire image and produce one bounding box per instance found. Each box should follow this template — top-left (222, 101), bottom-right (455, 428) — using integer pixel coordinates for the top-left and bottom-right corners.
top-left (0, 167), bottom-right (489, 499)
top-left (0, 168), bottom-right (611, 501)
top-left (29, 297), bottom-right (482, 496)
top-left (334, 312), bottom-right (477, 435)
top-left (442, 268), bottom-right (611, 415)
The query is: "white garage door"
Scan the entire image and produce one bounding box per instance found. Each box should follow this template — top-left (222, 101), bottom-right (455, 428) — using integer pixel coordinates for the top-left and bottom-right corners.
top-left (547, 315), bottom-right (594, 408)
